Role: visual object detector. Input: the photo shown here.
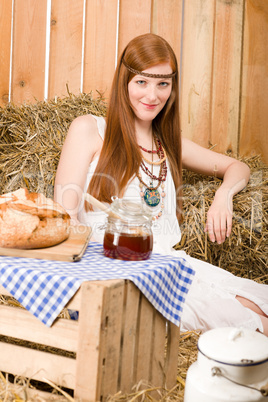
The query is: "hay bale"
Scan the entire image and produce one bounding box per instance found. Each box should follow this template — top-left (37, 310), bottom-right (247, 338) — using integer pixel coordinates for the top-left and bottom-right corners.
top-left (0, 92), bottom-right (107, 198)
top-left (177, 156), bottom-right (268, 282)
top-left (0, 93), bottom-right (267, 283)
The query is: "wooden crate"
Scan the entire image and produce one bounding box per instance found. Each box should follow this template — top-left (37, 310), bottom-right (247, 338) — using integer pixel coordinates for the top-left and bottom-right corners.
top-left (0, 280), bottom-right (180, 401)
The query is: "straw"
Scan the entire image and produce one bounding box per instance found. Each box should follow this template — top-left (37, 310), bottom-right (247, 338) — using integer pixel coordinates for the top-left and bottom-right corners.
top-left (0, 92), bottom-right (267, 400)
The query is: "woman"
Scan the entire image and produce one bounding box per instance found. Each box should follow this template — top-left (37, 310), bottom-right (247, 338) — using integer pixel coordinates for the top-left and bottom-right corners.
top-left (54, 33), bottom-right (268, 335)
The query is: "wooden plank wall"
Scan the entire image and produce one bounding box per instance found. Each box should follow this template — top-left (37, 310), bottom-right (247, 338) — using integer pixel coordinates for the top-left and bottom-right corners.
top-left (0, 0), bottom-right (267, 163)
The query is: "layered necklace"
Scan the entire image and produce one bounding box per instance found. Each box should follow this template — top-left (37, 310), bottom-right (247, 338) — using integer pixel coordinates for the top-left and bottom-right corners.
top-left (137, 134), bottom-right (167, 220)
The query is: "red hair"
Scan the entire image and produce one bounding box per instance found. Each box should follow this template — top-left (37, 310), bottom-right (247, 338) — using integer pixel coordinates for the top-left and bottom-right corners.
top-left (88, 33), bottom-right (182, 221)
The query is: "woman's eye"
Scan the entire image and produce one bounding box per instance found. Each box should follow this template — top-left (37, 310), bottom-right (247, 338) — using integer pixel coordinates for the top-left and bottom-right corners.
top-left (137, 80), bottom-right (146, 85)
top-left (159, 81), bottom-right (169, 87)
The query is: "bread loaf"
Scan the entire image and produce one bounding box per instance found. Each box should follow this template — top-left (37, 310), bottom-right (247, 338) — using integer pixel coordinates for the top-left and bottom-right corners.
top-left (0, 188), bottom-right (70, 249)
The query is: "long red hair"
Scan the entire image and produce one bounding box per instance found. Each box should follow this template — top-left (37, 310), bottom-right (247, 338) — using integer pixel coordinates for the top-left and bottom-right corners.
top-left (88, 33), bottom-right (182, 221)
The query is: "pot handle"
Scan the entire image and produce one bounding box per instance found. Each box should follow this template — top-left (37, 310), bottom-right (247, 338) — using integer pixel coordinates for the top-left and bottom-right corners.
top-left (212, 367), bottom-right (268, 397)
top-left (261, 383), bottom-right (268, 397)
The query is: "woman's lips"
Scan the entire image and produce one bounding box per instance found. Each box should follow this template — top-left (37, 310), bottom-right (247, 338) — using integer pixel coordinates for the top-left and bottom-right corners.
top-left (141, 102), bottom-right (158, 109)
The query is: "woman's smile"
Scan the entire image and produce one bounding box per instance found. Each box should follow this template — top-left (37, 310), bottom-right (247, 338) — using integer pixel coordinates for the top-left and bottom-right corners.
top-left (141, 102), bottom-right (159, 109)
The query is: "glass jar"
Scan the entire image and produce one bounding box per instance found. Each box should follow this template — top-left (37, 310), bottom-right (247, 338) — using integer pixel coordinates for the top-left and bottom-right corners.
top-left (103, 198), bottom-right (153, 261)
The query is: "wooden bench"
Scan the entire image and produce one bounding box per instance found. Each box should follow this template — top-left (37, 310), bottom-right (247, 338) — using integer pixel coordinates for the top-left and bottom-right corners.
top-left (0, 279), bottom-right (180, 401)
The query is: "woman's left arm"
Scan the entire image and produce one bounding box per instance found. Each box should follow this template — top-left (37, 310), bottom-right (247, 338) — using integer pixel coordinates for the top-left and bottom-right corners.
top-left (181, 138), bottom-right (250, 244)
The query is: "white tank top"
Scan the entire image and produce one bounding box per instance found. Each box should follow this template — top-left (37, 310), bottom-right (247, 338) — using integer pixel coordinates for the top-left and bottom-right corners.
top-left (77, 114), bottom-right (181, 254)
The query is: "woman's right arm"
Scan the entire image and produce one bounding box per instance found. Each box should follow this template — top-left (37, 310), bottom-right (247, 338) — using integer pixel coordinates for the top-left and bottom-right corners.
top-left (54, 115), bottom-right (102, 224)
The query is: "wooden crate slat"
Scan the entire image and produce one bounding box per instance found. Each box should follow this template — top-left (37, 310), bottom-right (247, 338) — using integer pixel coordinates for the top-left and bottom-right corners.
top-left (74, 281), bottom-right (106, 400)
top-left (164, 322), bottom-right (180, 389)
top-left (135, 293), bottom-right (154, 385)
top-left (98, 279), bottom-right (125, 399)
top-left (74, 279), bottom-right (123, 400)
top-left (150, 309), bottom-right (167, 388)
top-left (0, 304), bottom-right (78, 352)
top-left (0, 341), bottom-right (76, 389)
top-left (11, 0), bottom-right (47, 103)
top-left (119, 281), bottom-right (140, 392)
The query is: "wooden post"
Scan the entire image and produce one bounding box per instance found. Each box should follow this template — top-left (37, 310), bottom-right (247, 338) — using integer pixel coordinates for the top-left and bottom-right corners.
top-left (0, 0), bottom-right (12, 106)
top-left (48, 0), bottom-right (84, 99)
top-left (180, 0), bottom-right (215, 148)
top-left (11, 0), bottom-right (47, 104)
top-left (210, 0), bottom-right (244, 155)
top-left (240, 0), bottom-right (268, 163)
top-left (83, 0), bottom-right (118, 97)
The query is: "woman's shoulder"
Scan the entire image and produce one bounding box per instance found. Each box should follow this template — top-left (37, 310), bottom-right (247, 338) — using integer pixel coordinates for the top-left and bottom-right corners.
top-left (69, 113), bottom-right (101, 131)
top-left (73, 114), bottom-right (105, 140)
top-left (68, 114), bottom-right (104, 142)
top-left (62, 114), bottom-right (104, 160)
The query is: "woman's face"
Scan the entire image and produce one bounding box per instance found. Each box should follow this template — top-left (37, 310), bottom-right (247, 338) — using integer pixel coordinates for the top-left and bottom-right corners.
top-left (128, 63), bottom-right (173, 123)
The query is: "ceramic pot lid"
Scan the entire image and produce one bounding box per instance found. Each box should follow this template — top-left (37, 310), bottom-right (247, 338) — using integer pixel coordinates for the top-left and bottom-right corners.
top-left (198, 327), bottom-right (268, 365)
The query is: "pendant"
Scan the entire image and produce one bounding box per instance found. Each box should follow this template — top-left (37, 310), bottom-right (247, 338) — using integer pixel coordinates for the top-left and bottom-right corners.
top-left (144, 187), bottom-right (161, 207)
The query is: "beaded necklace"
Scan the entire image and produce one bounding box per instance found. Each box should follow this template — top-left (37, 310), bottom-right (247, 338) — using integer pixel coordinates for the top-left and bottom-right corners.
top-left (141, 142), bottom-right (167, 165)
top-left (137, 135), bottom-right (167, 220)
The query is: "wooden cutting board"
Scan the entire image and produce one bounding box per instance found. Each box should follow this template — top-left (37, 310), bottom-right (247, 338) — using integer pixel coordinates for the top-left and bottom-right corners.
top-left (0, 225), bottom-right (92, 262)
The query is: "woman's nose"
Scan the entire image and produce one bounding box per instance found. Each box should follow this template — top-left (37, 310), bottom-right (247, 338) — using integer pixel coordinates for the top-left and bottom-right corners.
top-left (146, 84), bottom-right (158, 101)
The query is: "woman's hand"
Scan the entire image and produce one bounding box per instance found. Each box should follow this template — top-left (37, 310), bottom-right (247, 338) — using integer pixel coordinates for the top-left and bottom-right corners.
top-left (181, 137), bottom-right (250, 244)
top-left (205, 187), bottom-right (233, 244)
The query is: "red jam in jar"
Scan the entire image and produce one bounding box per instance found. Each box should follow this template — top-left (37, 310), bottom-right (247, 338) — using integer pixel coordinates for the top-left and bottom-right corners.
top-left (103, 198), bottom-right (153, 261)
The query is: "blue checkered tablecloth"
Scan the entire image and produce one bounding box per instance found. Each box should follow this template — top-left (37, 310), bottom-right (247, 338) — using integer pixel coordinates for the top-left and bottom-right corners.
top-left (0, 242), bottom-right (195, 327)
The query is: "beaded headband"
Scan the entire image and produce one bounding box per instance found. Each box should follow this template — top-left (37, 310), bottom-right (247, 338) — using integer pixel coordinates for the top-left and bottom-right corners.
top-left (122, 59), bottom-right (176, 79)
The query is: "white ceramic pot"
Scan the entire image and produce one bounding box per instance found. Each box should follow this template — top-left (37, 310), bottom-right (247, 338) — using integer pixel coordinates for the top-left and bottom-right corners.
top-left (184, 327), bottom-right (268, 402)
